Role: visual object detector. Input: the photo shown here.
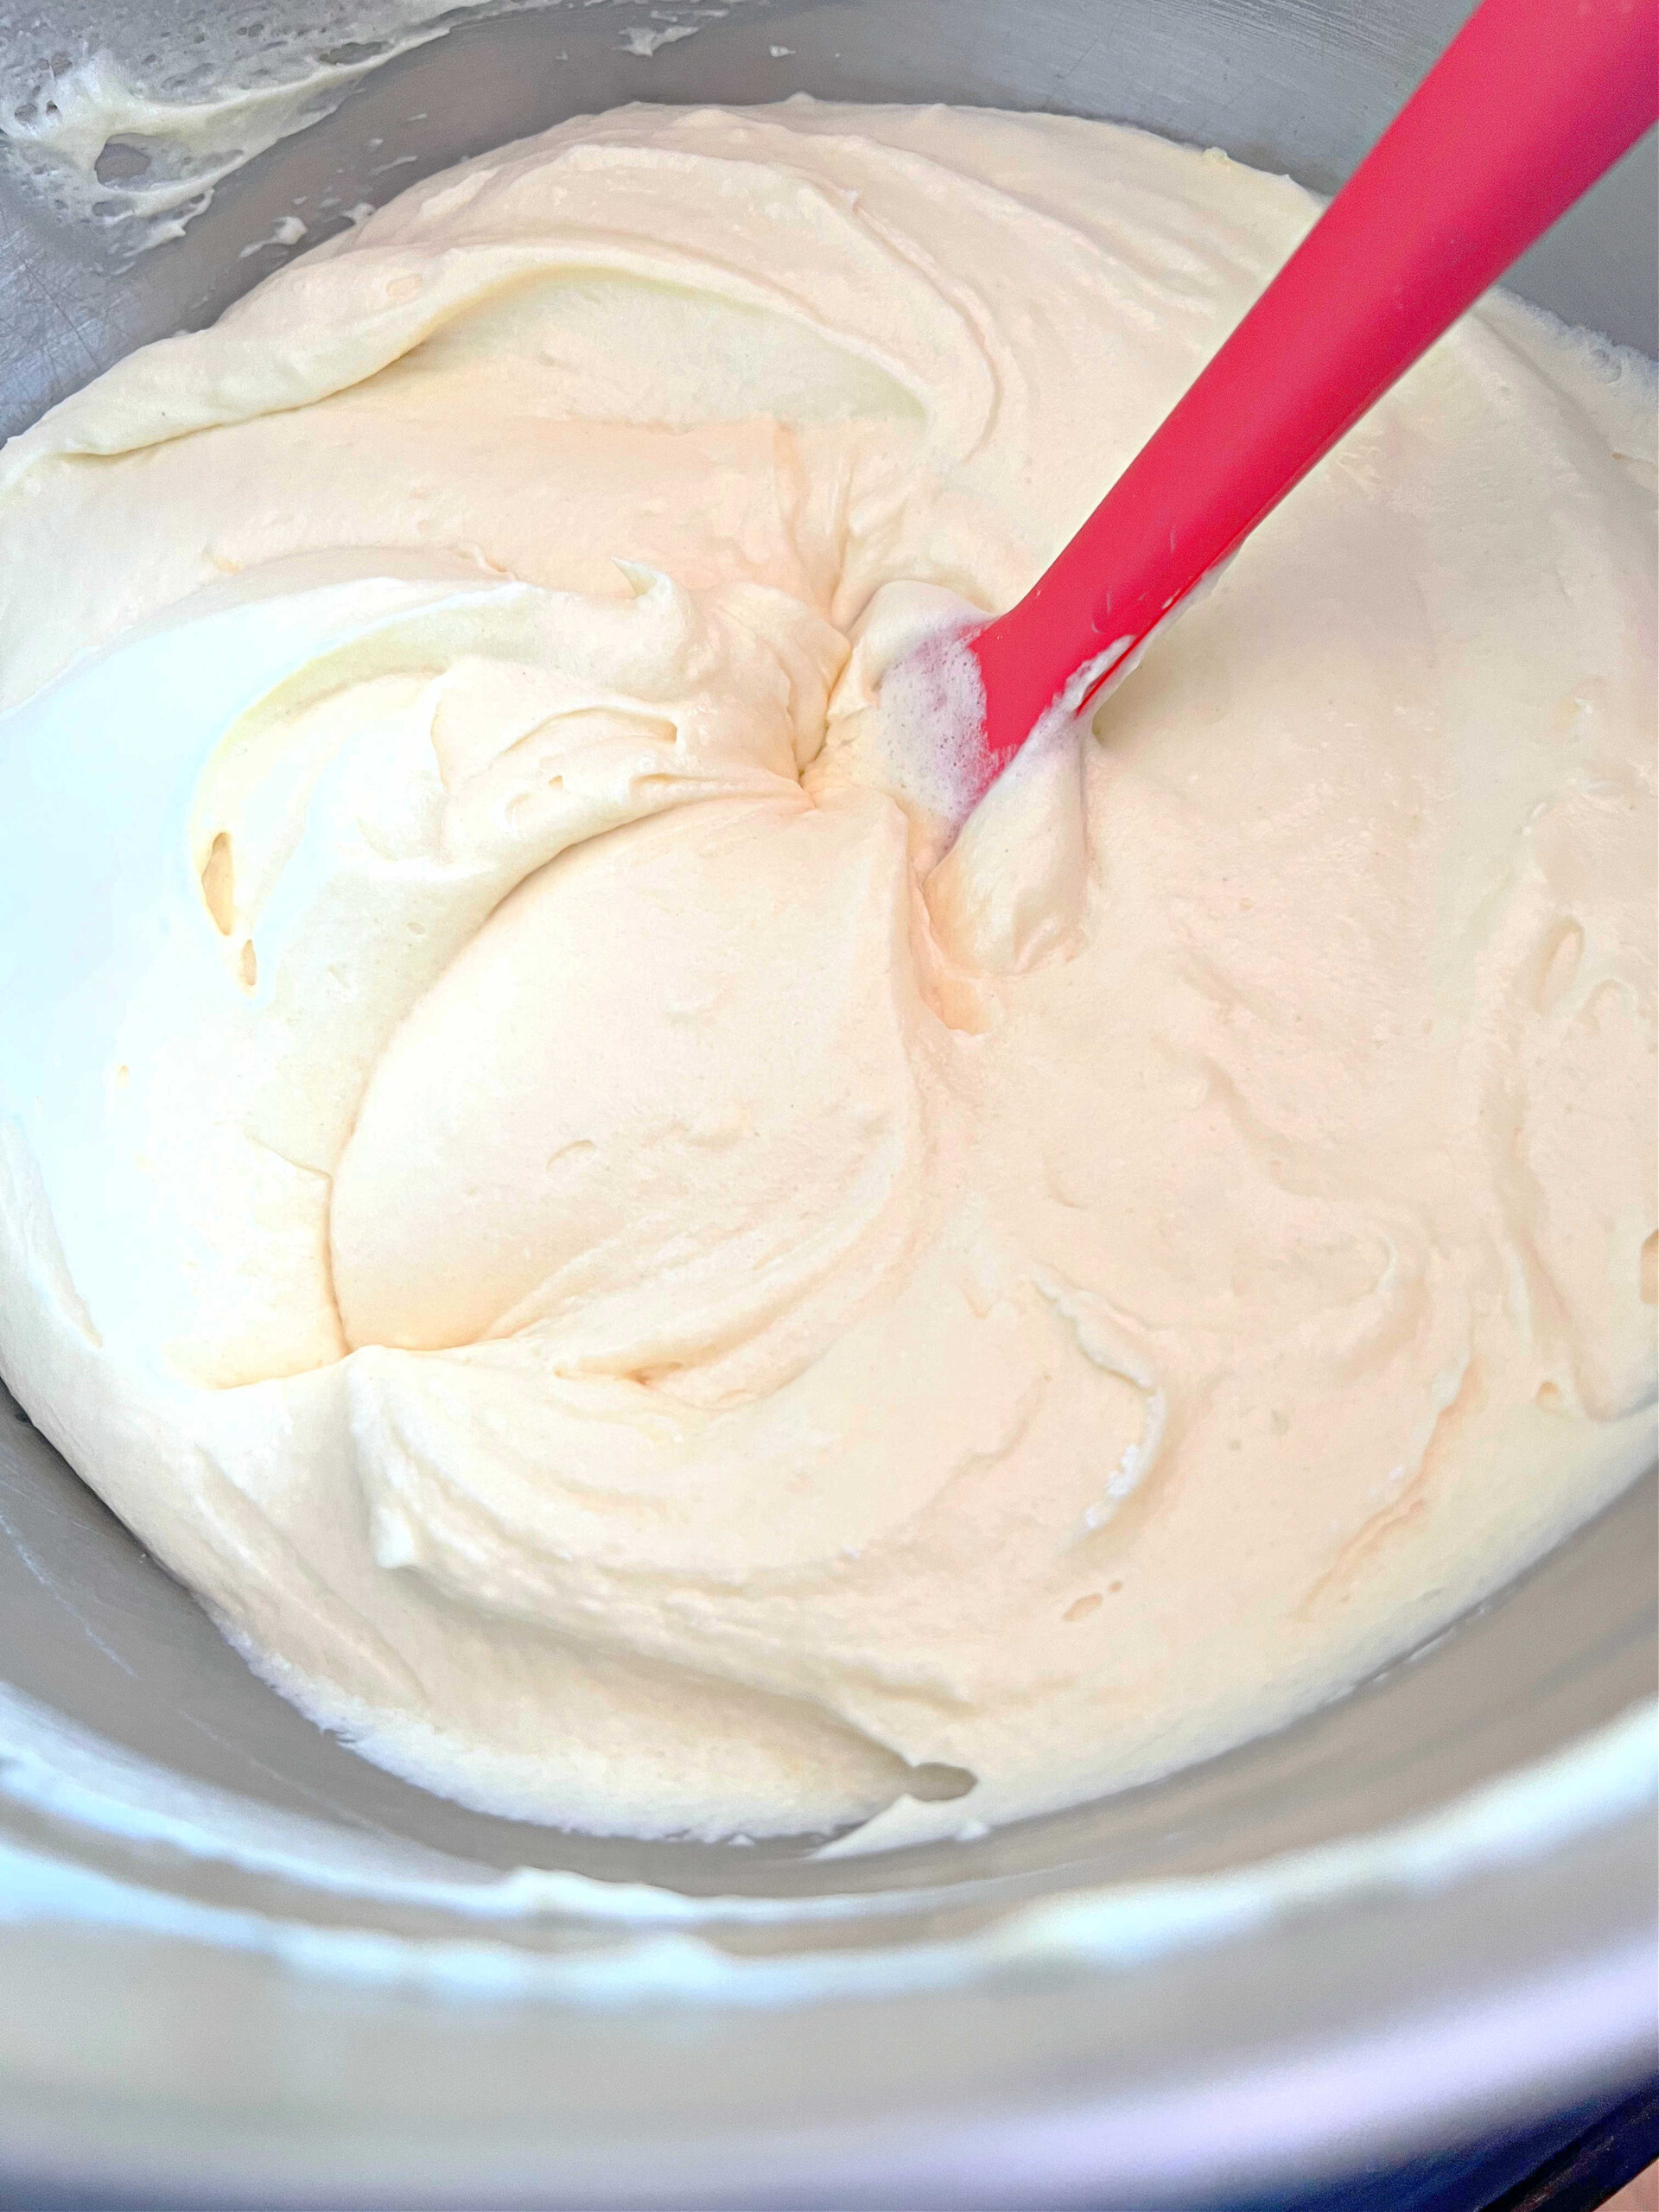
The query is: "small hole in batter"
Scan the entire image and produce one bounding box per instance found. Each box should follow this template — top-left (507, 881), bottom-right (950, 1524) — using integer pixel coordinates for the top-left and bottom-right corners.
top-left (200, 830), bottom-right (235, 934)
top-left (1535, 918), bottom-right (1585, 1014)
top-left (93, 139), bottom-right (153, 185)
top-left (1535, 1380), bottom-right (1565, 1411)
top-left (1641, 1231), bottom-right (1657, 1306)
top-left (906, 1762), bottom-right (976, 1802)
top-left (238, 940), bottom-right (257, 988)
top-left (1065, 1592), bottom-right (1103, 1622)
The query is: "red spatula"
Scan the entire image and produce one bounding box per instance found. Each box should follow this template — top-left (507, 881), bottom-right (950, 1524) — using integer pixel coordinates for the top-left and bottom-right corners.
top-left (901, 0), bottom-right (1659, 805)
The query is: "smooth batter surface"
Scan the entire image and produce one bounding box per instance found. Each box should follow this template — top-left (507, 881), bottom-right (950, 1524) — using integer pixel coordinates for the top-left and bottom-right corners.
top-left (0, 101), bottom-right (1653, 1847)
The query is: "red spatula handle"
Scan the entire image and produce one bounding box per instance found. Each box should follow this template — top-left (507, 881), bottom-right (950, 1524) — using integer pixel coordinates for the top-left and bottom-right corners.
top-left (969, 0), bottom-right (1659, 763)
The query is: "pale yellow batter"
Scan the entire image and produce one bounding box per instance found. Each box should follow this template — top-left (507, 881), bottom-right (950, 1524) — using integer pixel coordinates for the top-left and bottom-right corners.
top-left (0, 100), bottom-right (1653, 1846)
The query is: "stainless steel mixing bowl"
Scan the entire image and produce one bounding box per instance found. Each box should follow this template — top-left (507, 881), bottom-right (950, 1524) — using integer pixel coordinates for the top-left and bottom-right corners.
top-left (0, 3), bottom-right (1655, 2204)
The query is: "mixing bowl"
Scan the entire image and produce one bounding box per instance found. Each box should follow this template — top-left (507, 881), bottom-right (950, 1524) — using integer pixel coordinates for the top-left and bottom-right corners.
top-left (0, 3), bottom-right (1655, 2203)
